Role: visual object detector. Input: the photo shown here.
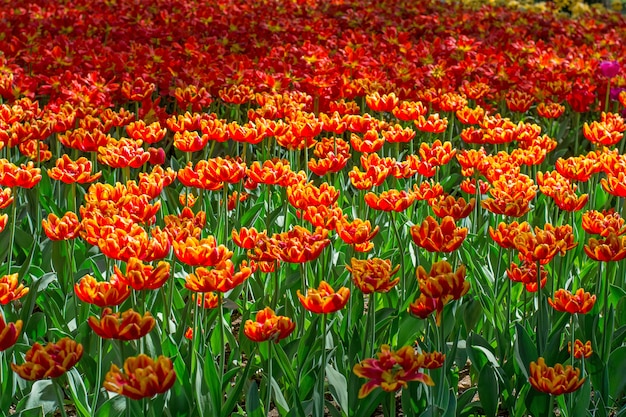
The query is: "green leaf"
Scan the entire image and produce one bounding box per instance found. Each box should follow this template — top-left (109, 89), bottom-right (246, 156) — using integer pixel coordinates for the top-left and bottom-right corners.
top-left (245, 381), bottom-right (263, 417)
top-left (16, 408), bottom-right (45, 417)
top-left (19, 273), bottom-right (56, 332)
top-left (222, 359), bottom-right (254, 417)
top-left (273, 342), bottom-right (297, 386)
top-left (514, 323), bottom-right (537, 380)
top-left (270, 377), bottom-right (290, 415)
top-left (472, 345), bottom-right (500, 370)
top-left (325, 363), bottom-right (348, 413)
top-left (66, 368), bottom-right (91, 417)
top-left (477, 365), bottom-right (499, 417)
top-left (442, 387), bottom-right (457, 417)
top-left (572, 378), bottom-right (591, 417)
top-left (202, 347), bottom-right (221, 415)
top-left (20, 380), bottom-right (57, 415)
top-left (525, 388), bottom-right (550, 417)
top-left (608, 346), bottom-right (626, 403)
top-left (354, 387), bottom-right (385, 417)
top-left (95, 393), bottom-right (126, 417)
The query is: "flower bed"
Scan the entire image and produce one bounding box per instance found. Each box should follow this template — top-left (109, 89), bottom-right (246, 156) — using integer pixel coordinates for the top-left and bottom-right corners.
top-left (1, 0), bottom-right (626, 416)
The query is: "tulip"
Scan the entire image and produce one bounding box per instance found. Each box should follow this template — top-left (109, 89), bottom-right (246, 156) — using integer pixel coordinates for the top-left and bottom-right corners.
top-left (104, 354), bottom-right (176, 400)
top-left (12, 337), bottom-right (83, 380)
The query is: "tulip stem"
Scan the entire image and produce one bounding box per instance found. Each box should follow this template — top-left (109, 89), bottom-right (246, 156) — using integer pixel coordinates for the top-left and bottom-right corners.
top-left (605, 80), bottom-right (611, 113)
top-left (223, 185), bottom-right (229, 244)
top-left (6, 187), bottom-right (17, 274)
top-left (90, 336), bottom-right (104, 416)
top-left (317, 313), bottom-right (328, 417)
top-left (536, 260), bottom-right (545, 356)
top-left (266, 341), bottom-right (273, 416)
top-left (54, 379), bottom-right (68, 417)
top-left (366, 293), bottom-right (376, 357)
top-left (601, 262), bottom-right (611, 362)
top-left (218, 292), bottom-right (226, 410)
top-left (548, 393), bottom-right (555, 417)
top-left (390, 212), bottom-right (406, 303)
top-left (388, 391), bottom-right (396, 417)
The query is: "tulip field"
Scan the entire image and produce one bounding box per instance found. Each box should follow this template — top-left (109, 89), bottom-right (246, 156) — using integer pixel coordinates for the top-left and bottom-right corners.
top-left (2, 0), bottom-right (626, 416)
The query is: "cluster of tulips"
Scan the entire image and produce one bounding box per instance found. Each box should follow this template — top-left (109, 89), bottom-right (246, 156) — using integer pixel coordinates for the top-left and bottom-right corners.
top-left (1, 0), bottom-right (626, 416)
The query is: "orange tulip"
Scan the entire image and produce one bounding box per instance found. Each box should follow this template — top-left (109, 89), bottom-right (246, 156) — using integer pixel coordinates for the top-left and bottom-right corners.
top-left (104, 354), bottom-right (176, 400)
top-left (551, 185), bottom-right (589, 212)
top-left (47, 155), bottom-right (102, 184)
top-left (347, 258), bottom-right (400, 294)
top-left (601, 171), bottom-right (626, 197)
top-left (583, 120), bottom-right (623, 147)
top-left (0, 160), bottom-right (42, 188)
top-left (568, 340), bottom-right (593, 359)
top-left (309, 153), bottom-right (350, 176)
top-left (582, 209), bottom-right (625, 237)
top-left (203, 156), bottom-right (247, 184)
top-left (287, 181), bottom-right (339, 210)
top-left (113, 257), bottom-right (170, 291)
top-left (350, 130), bottom-right (385, 153)
top-left (456, 105), bottom-right (485, 125)
top-left (0, 313), bottom-right (21, 351)
top-left (429, 194), bottom-right (475, 220)
top-left (0, 273), bottom-right (28, 305)
top-left (232, 227), bottom-right (268, 250)
top-left (529, 357), bottom-right (584, 395)
top-left (12, 337), bottom-right (83, 380)
top-left (348, 166), bottom-right (389, 189)
top-left (364, 189), bottom-right (415, 212)
top-left (419, 140), bottom-right (456, 167)
top-left (408, 293), bottom-right (439, 320)
top-left (555, 156), bottom-right (599, 182)
top-left (0, 187), bottom-right (12, 210)
top-left (97, 138), bottom-right (150, 169)
top-left (336, 218), bottom-right (379, 245)
top-left (299, 204), bottom-right (344, 231)
top-left (269, 226), bottom-right (330, 263)
top-left (246, 159), bottom-right (293, 186)
top-left (584, 232), bottom-right (626, 262)
top-left (506, 89), bottom-right (534, 113)
top-left (489, 221), bottom-right (531, 249)
top-left (392, 100), bottom-right (427, 121)
top-left (353, 345), bottom-right (438, 398)
top-left (126, 120), bottom-right (167, 144)
top-left (297, 281), bottom-right (350, 314)
top-left (88, 308), bottom-right (156, 340)
top-left (416, 261), bottom-right (469, 301)
top-left (413, 181), bottom-right (444, 201)
top-left (173, 236), bottom-right (232, 267)
top-left (460, 178), bottom-right (490, 195)
top-left (173, 130), bottom-right (209, 153)
top-left (506, 260), bottom-right (547, 292)
top-left (192, 292), bottom-right (220, 309)
top-left (163, 207), bottom-right (205, 242)
top-left (513, 227), bottom-right (560, 265)
top-left (243, 307), bottom-right (295, 343)
top-left (410, 216), bottom-right (467, 253)
top-left (42, 212), bottom-right (82, 240)
top-left (58, 128), bottom-right (110, 153)
top-left (537, 102), bottom-right (565, 119)
top-left (176, 161), bottom-right (223, 190)
top-left (414, 113), bottom-right (448, 134)
top-left (548, 288), bottom-right (596, 314)
top-left (185, 260), bottom-right (252, 293)
top-left (366, 92), bottom-right (399, 113)
top-left (74, 275), bottom-right (131, 307)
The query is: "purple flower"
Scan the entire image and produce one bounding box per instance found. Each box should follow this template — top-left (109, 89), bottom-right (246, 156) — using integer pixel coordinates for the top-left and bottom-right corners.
top-left (610, 87), bottom-right (625, 102)
top-left (599, 60), bottom-right (620, 78)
